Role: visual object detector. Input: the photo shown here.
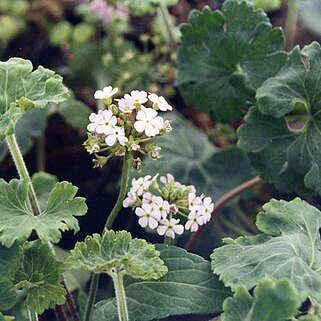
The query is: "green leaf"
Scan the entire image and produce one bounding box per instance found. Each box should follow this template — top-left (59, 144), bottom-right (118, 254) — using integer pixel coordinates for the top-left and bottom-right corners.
top-left (54, 245), bottom-right (90, 292)
top-left (0, 108), bottom-right (47, 163)
top-left (68, 230), bottom-right (167, 280)
top-left (0, 245), bottom-right (20, 310)
top-left (175, 2), bottom-right (286, 121)
top-left (0, 58), bottom-right (69, 140)
top-left (211, 198), bottom-right (321, 303)
top-left (134, 112), bottom-right (252, 200)
top-left (14, 240), bottom-right (66, 314)
top-left (58, 98), bottom-right (91, 133)
top-left (32, 172), bottom-right (58, 212)
top-left (238, 42), bottom-right (321, 194)
top-left (0, 179), bottom-right (87, 247)
top-left (222, 277), bottom-right (301, 321)
top-left (92, 245), bottom-right (231, 321)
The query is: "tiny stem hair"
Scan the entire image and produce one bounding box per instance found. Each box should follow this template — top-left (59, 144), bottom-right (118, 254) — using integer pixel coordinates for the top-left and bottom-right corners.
top-left (111, 272), bottom-right (129, 321)
top-left (85, 151), bottom-right (132, 321)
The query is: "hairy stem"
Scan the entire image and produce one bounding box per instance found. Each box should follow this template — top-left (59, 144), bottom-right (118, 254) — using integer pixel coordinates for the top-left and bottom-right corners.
top-left (28, 311), bottom-right (39, 321)
top-left (285, 0), bottom-right (297, 51)
top-left (184, 176), bottom-right (263, 252)
top-left (105, 151), bottom-right (132, 230)
top-left (64, 280), bottom-right (80, 321)
top-left (157, 2), bottom-right (176, 51)
top-left (6, 134), bottom-right (41, 215)
top-left (55, 305), bottom-right (69, 321)
top-left (84, 152), bottom-right (132, 321)
top-left (111, 272), bottom-right (129, 321)
top-left (6, 134), bottom-right (78, 320)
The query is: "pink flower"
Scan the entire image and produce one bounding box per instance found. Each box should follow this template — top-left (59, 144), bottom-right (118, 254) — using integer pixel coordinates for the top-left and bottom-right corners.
top-left (118, 94), bottom-right (135, 113)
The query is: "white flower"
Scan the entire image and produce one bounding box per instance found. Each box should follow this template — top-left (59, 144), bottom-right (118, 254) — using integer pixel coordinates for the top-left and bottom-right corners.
top-left (199, 196), bottom-right (214, 224)
top-left (123, 192), bottom-right (137, 208)
top-left (185, 211), bottom-right (204, 232)
top-left (151, 196), bottom-right (170, 219)
top-left (131, 175), bottom-right (152, 196)
top-left (157, 218), bottom-right (184, 239)
top-left (87, 143), bottom-right (100, 154)
top-left (160, 173), bottom-right (175, 184)
top-left (87, 110), bottom-right (117, 135)
top-left (118, 94), bottom-right (135, 113)
top-left (148, 93), bottom-right (173, 111)
top-left (163, 120), bottom-right (172, 132)
top-left (129, 143), bottom-right (140, 151)
top-left (94, 86), bottom-right (118, 100)
top-left (134, 107), bottom-right (164, 137)
top-left (188, 193), bottom-right (203, 211)
top-left (142, 192), bottom-right (153, 204)
top-left (151, 146), bottom-right (161, 159)
top-left (135, 203), bottom-right (161, 229)
top-left (130, 90), bottom-right (148, 104)
top-left (104, 125), bottom-right (128, 146)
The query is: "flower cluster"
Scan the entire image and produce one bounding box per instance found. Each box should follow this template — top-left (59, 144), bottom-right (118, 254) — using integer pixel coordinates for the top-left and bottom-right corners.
top-left (90, 0), bottom-right (129, 24)
top-left (84, 86), bottom-right (173, 167)
top-left (123, 173), bottom-right (214, 239)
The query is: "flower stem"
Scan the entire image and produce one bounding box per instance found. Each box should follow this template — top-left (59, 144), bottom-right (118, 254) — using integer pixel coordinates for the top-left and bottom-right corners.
top-left (84, 273), bottom-right (99, 321)
top-left (84, 152), bottom-right (132, 321)
top-left (157, 1), bottom-right (176, 51)
top-left (164, 235), bottom-right (172, 245)
top-left (6, 134), bottom-right (41, 215)
top-left (184, 176), bottom-right (263, 252)
top-left (28, 311), bottom-right (39, 321)
top-left (111, 272), bottom-right (129, 321)
top-left (105, 151), bottom-right (132, 230)
top-left (285, 0), bottom-right (298, 51)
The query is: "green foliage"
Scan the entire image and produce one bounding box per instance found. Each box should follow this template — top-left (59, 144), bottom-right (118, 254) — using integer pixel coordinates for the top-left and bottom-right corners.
top-left (122, 0), bottom-right (178, 15)
top-left (68, 230), bottom-right (167, 279)
top-left (32, 172), bottom-right (58, 211)
top-left (92, 245), bottom-right (231, 321)
top-left (13, 241), bottom-right (66, 314)
top-left (0, 58), bottom-right (69, 141)
top-left (58, 98), bottom-right (92, 133)
top-left (222, 278), bottom-right (301, 321)
top-left (0, 245), bottom-right (20, 310)
top-left (238, 42), bottom-right (321, 195)
top-left (211, 198), bottom-right (321, 303)
top-left (175, 1), bottom-right (286, 121)
top-left (0, 179), bottom-right (87, 247)
top-left (134, 112), bottom-right (252, 200)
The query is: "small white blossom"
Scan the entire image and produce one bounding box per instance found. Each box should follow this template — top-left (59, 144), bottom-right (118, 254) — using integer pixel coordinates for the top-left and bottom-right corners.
top-left (130, 143), bottom-right (140, 151)
top-left (94, 86), bottom-right (118, 100)
top-left (160, 173), bottom-right (175, 184)
top-left (104, 126), bottom-right (128, 146)
top-left (130, 90), bottom-right (148, 104)
top-left (135, 203), bottom-right (161, 229)
top-left (151, 146), bottom-right (161, 159)
top-left (87, 110), bottom-right (117, 135)
top-left (188, 193), bottom-right (203, 211)
top-left (115, 149), bottom-right (125, 157)
top-left (157, 218), bottom-right (184, 239)
top-left (151, 196), bottom-right (170, 219)
top-left (142, 192), bottom-right (153, 204)
top-left (199, 196), bottom-right (214, 224)
top-left (185, 211), bottom-right (204, 232)
top-left (148, 93), bottom-right (173, 111)
top-left (131, 175), bottom-right (152, 196)
top-left (123, 192), bottom-right (137, 208)
top-left (87, 143), bottom-right (100, 154)
top-left (134, 107), bottom-right (164, 137)
top-left (163, 120), bottom-right (173, 132)
top-left (118, 94), bottom-right (135, 113)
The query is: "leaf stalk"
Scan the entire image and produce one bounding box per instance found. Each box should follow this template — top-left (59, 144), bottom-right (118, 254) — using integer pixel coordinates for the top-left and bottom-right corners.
top-left (111, 272), bottom-right (129, 321)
